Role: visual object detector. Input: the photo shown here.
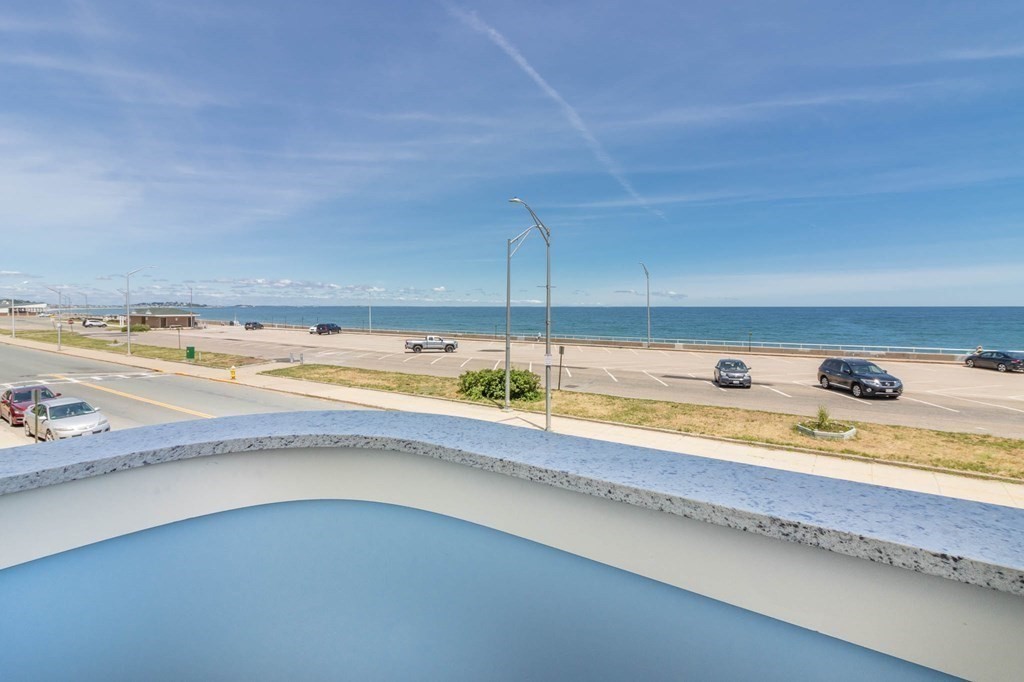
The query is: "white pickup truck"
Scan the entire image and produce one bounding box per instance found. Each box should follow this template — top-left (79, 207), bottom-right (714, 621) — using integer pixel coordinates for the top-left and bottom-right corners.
top-left (405, 335), bottom-right (458, 353)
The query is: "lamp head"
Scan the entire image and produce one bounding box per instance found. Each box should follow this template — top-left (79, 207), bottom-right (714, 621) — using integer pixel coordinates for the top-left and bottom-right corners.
top-left (508, 197), bottom-right (523, 204)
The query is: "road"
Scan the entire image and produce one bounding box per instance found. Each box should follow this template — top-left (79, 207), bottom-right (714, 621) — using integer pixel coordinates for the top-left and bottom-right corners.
top-left (0, 343), bottom-right (369, 449)
top-left (130, 324), bottom-right (1024, 438)
top-left (13, 317), bottom-right (1024, 438)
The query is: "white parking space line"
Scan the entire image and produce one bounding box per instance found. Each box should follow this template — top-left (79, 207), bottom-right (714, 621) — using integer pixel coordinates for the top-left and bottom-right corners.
top-left (563, 367), bottom-right (572, 378)
top-left (529, 362), bottom-right (533, 372)
top-left (936, 395), bottom-right (1024, 413)
top-left (430, 356), bottom-right (446, 365)
top-left (602, 347), bottom-right (611, 354)
top-left (628, 349), bottom-right (639, 356)
top-left (460, 358), bottom-right (473, 368)
top-left (791, 380), bottom-right (816, 386)
top-left (493, 360), bottom-right (501, 370)
top-left (377, 354), bottom-right (394, 360)
top-left (402, 355), bottom-right (419, 363)
top-left (901, 397), bottom-right (960, 413)
top-left (643, 370), bottom-right (668, 386)
top-left (657, 350), bottom-right (669, 356)
top-left (316, 351), bottom-right (341, 357)
top-left (603, 368), bottom-right (618, 382)
top-left (686, 373), bottom-right (696, 378)
top-left (764, 386), bottom-right (791, 398)
top-left (688, 352), bottom-right (701, 358)
top-left (706, 381), bottom-right (727, 392)
top-left (357, 352), bottom-right (375, 358)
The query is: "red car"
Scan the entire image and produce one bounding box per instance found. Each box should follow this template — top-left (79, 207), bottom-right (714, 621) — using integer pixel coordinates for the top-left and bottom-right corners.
top-left (0, 386), bottom-right (61, 426)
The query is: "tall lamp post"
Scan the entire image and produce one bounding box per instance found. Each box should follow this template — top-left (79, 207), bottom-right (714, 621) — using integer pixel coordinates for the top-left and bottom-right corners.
top-left (508, 197), bottom-right (552, 432)
top-left (125, 266), bottom-right (154, 355)
top-left (45, 286), bottom-right (64, 350)
top-left (504, 223), bottom-right (538, 411)
top-left (9, 279), bottom-right (28, 338)
top-left (187, 286), bottom-right (194, 329)
top-left (640, 262), bottom-right (651, 348)
top-left (368, 288), bottom-right (373, 333)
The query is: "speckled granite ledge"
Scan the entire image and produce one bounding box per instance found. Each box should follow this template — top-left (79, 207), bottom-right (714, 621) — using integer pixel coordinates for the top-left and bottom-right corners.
top-left (2, 410), bottom-right (1022, 596)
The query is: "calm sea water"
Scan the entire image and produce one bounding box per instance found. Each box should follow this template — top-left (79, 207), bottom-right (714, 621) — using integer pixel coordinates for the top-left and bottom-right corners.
top-left (183, 306), bottom-right (1023, 351)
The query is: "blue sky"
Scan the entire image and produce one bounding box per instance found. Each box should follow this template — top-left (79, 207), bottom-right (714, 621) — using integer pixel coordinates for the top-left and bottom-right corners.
top-left (2, 1), bottom-right (1023, 307)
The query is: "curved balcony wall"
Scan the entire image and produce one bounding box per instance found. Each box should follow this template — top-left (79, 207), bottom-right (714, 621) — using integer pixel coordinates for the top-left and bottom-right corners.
top-left (1, 412), bottom-right (1022, 681)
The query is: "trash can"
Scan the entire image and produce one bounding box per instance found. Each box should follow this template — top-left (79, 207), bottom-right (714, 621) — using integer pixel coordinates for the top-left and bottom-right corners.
top-left (185, 346), bottom-right (195, 360)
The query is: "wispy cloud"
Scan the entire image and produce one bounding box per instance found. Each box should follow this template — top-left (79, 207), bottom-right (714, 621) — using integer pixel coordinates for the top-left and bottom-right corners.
top-left (446, 4), bottom-right (661, 217)
top-left (939, 44), bottom-right (1024, 62)
top-left (0, 53), bottom-right (224, 108)
top-left (617, 80), bottom-right (984, 130)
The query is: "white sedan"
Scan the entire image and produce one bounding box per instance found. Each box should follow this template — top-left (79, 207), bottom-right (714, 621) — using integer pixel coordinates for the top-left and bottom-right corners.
top-left (24, 398), bottom-right (111, 441)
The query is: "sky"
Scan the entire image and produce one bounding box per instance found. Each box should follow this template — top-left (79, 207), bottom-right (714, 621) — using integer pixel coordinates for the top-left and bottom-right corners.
top-left (2, 0), bottom-right (1023, 307)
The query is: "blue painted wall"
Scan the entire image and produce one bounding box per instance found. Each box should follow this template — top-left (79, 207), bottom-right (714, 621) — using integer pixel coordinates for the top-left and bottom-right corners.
top-left (0, 500), bottom-right (951, 681)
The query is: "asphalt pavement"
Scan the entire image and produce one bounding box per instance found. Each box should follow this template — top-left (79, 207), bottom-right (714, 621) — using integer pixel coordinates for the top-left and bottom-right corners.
top-left (84, 322), bottom-right (1024, 439)
top-left (0, 342), bottom-right (369, 449)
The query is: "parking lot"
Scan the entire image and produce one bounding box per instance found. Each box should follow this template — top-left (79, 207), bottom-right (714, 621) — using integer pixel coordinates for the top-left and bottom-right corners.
top-left (104, 324), bottom-right (1024, 439)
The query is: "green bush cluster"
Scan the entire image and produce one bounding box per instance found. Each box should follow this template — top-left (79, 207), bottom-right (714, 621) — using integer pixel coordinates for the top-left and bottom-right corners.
top-left (119, 324), bottom-right (151, 333)
top-left (458, 368), bottom-right (541, 402)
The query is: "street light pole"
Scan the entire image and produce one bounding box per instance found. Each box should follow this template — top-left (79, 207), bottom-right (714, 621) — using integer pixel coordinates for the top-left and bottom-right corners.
top-left (10, 280), bottom-right (28, 338)
top-left (640, 262), bottom-right (651, 348)
top-left (368, 288), bottom-right (373, 333)
top-left (45, 286), bottom-right (63, 350)
top-left (188, 286), bottom-right (194, 329)
top-left (125, 266), bottom-right (154, 355)
top-left (509, 197), bottom-right (552, 431)
top-left (504, 224), bottom-right (539, 411)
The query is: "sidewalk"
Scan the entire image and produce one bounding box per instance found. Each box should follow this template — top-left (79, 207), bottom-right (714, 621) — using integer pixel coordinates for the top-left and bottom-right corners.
top-left (4, 335), bottom-right (1023, 509)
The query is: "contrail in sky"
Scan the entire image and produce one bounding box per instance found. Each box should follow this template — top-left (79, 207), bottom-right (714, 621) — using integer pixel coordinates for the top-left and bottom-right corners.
top-left (446, 5), bottom-right (663, 218)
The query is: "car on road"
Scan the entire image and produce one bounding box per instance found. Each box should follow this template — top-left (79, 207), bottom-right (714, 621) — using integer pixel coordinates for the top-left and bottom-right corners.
top-left (818, 358), bottom-right (903, 399)
top-left (244, 321), bottom-right (264, 330)
top-left (23, 397), bottom-right (110, 441)
top-left (82, 319), bottom-right (107, 328)
top-left (312, 323), bottom-right (341, 335)
top-left (714, 358), bottom-right (751, 388)
top-left (1, 386), bottom-right (61, 426)
top-left (963, 350), bottom-right (1024, 373)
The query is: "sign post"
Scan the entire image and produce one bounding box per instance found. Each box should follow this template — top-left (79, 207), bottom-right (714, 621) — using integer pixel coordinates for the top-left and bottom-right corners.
top-left (558, 345), bottom-right (565, 390)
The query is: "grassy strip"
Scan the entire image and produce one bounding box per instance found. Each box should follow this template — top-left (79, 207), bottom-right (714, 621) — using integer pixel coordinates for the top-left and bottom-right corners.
top-left (264, 364), bottom-right (1024, 481)
top-left (16, 331), bottom-right (263, 370)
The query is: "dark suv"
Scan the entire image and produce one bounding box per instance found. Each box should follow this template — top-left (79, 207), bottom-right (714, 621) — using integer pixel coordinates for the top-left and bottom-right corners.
top-left (818, 358), bottom-right (903, 399)
top-left (315, 323), bottom-right (341, 335)
top-left (244, 321), bottom-right (264, 330)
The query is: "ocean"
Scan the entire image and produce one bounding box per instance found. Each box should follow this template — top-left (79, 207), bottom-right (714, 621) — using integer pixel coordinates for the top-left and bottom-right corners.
top-left (179, 306), bottom-right (1024, 351)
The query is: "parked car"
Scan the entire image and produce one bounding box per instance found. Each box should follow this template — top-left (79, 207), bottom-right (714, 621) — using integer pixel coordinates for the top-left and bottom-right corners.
top-left (82, 319), bottom-right (107, 328)
top-left (1, 386), bottom-right (61, 426)
top-left (244, 321), bottom-right (264, 330)
top-left (314, 323), bottom-right (341, 335)
top-left (818, 358), bottom-right (903, 399)
top-left (23, 397), bottom-right (109, 440)
top-left (405, 335), bottom-right (458, 353)
top-left (714, 358), bottom-right (751, 388)
top-left (308, 326), bottom-right (317, 334)
top-left (963, 350), bottom-right (1024, 373)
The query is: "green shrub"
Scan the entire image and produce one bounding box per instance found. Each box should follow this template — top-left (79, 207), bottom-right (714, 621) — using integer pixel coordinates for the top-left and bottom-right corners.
top-left (119, 324), bottom-right (151, 333)
top-left (813, 405), bottom-right (832, 430)
top-left (458, 368), bottom-right (541, 402)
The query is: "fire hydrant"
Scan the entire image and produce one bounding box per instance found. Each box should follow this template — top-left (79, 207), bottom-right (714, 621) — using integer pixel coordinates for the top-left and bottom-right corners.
top-left (230, 366), bottom-right (236, 381)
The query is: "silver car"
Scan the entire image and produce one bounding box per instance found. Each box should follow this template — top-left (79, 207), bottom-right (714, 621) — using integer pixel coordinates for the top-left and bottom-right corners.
top-left (714, 358), bottom-right (752, 388)
top-left (23, 397), bottom-right (111, 441)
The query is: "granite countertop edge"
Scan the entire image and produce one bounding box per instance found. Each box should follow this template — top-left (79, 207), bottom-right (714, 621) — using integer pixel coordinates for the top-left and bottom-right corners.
top-left (1, 411), bottom-right (1021, 597)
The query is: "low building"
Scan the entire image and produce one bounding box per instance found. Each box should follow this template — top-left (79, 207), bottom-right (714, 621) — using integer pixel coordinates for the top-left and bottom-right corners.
top-left (128, 307), bottom-right (198, 328)
top-left (1, 302), bottom-right (47, 316)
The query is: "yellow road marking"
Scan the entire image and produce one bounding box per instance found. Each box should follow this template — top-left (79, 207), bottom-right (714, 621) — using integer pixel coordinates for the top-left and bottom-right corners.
top-left (54, 375), bottom-right (214, 419)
